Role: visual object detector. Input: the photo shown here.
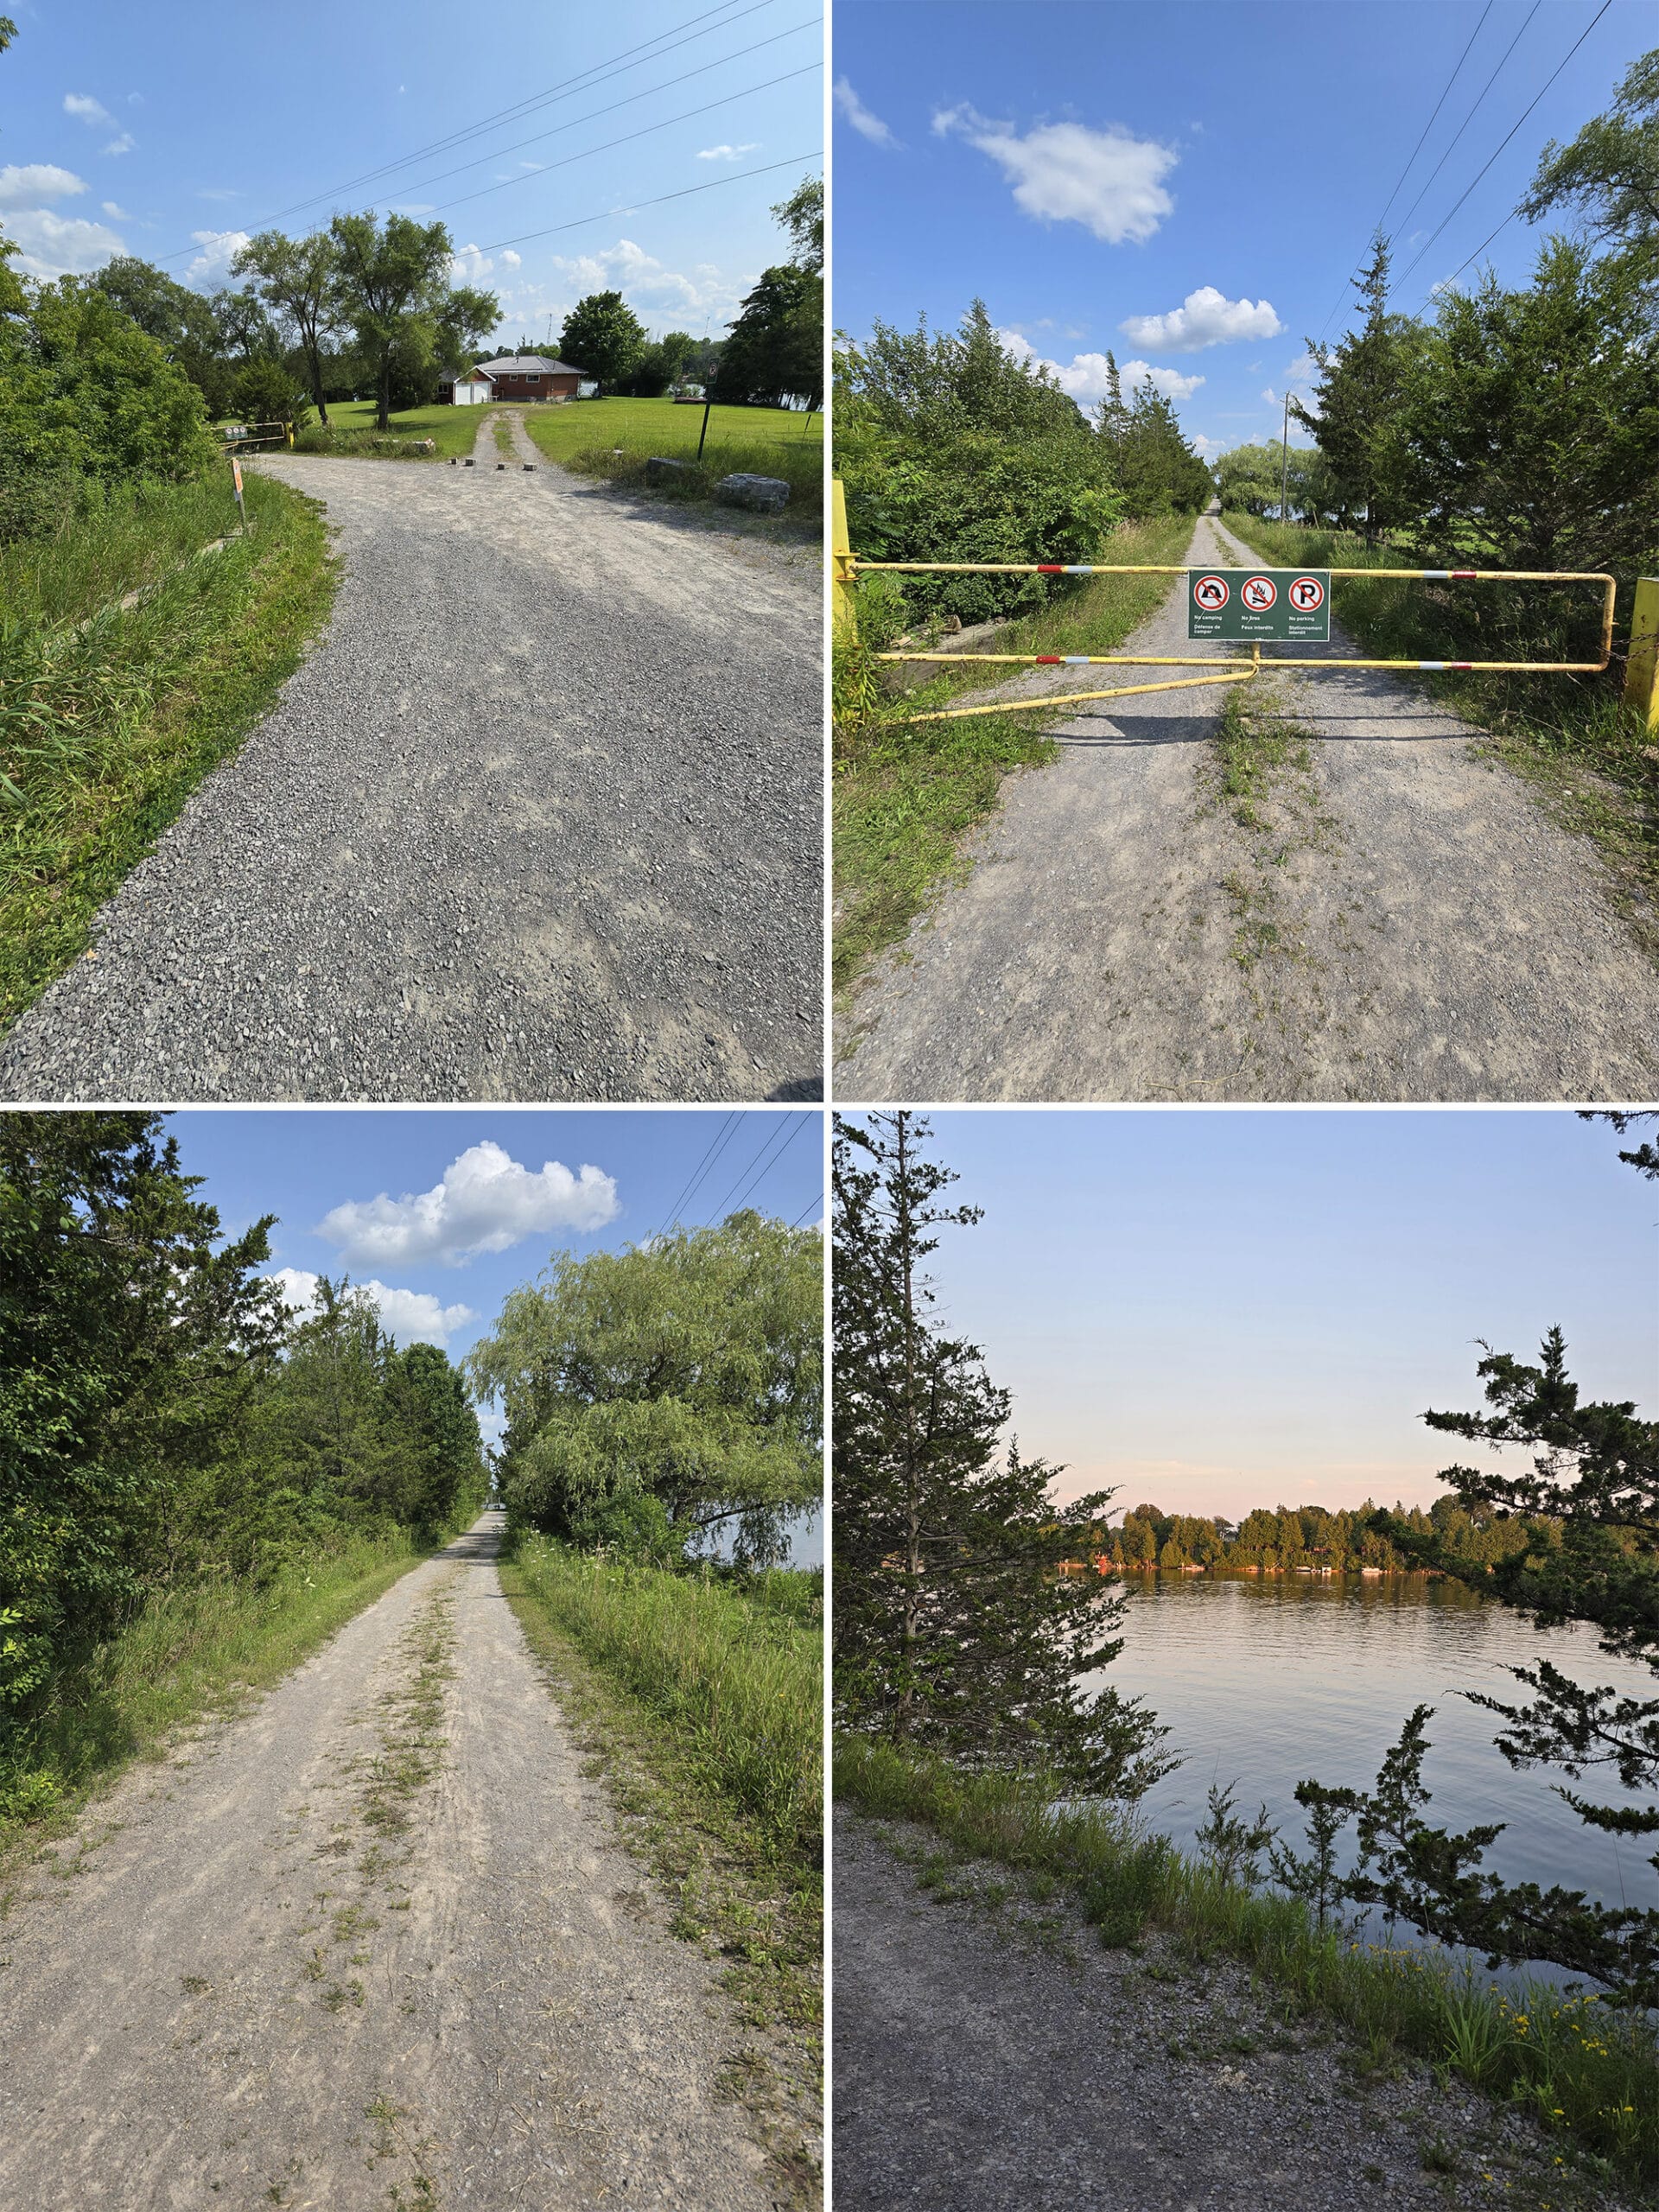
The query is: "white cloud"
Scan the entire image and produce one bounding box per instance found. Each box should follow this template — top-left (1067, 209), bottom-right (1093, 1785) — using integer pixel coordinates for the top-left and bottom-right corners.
top-left (185, 227), bottom-right (250, 283)
top-left (389, 201), bottom-right (436, 216)
top-left (64, 92), bottom-right (112, 124)
top-left (934, 107), bottom-right (1176, 244)
top-left (1283, 351), bottom-right (1319, 382)
top-left (696, 142), bottom-right (760, 162)
top-left (500, 248), bottom-right (521, 269)
top-left (4, 205), bottom-right (125, 278)
top-left (546, 237), bottom-right (742, 321)
top-left (270, 1268), bottom-right (476, 1349)
top-left (1119, 285), bottom-right (1283, 352)
top-left (318, 1140), bottom-right (620, 1268)
top-left (835, 77), bottom-right (897, 147)
top-left (1189, 432), bottom-right (1236, 458)
top-left (103, 133), bottom-right (137, 157)
top-left (0, 162), bottom-right (86, 210)
top-left (998, 329), bottom-right (1202, 406)
top-left (196, 187), bottom-right (239, 202)
top-left (101, 200), bottom-right (129, 219)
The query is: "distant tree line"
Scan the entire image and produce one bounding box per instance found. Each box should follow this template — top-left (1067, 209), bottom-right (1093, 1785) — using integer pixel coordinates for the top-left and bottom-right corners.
top-left (1097, 1495), bottom-right (1560, 1576)
top-left (836, 302), bottom-right (1213, 628)
top-left (0, 1114), bottom-right (487, 1719)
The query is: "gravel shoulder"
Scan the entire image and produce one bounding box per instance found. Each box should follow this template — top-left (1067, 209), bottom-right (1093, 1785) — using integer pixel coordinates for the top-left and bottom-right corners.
top-left (834, 515), bottom-right (1659, 1102)
top-left (0, 1513), bottom-right (784, 2210)
top-left (833, 1808), bottom-right (1637, 2212)
top-left (0, 410), bottom-right (822, 1103)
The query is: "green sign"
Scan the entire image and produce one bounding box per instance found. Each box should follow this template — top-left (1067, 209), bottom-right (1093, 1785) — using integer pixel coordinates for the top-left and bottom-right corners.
top-left (1188, 567), bottom-right (1331, 641)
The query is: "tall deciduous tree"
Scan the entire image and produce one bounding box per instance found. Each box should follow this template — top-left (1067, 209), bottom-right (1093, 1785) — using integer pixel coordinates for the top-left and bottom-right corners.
top-left (557, 289), bottom-right (645, 395)
top-left (468, 1211), bottom-right (822, 1563)
top-left (832, 1111), bottom-right (1170, 1796)
top-left (233, 229), bottom-right (341, 424)
top-left (1518, 47), bottom-right (1659, 275)
top-left (328, 213), bottom-right (496, 429)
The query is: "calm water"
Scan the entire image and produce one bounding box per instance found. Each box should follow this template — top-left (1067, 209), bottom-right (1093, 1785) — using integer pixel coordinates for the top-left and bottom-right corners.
top-left (1087, 1573), bottom-right (1655, 1916)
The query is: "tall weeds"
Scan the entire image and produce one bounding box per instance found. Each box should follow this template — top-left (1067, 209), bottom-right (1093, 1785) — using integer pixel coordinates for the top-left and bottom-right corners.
top-left (505, 1532), bottom-right (822, 1878)
top-left (838, 1734), bottom-right (1659, 2185)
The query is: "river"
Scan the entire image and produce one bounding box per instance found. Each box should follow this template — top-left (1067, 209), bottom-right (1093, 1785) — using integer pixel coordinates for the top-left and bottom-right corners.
top-left (1089, 1571), bottom-right (1655, 1919)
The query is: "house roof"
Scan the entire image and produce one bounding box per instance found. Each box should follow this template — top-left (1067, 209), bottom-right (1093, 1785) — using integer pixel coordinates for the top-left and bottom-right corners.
top-left (473, 355), bottom-right (586, 377)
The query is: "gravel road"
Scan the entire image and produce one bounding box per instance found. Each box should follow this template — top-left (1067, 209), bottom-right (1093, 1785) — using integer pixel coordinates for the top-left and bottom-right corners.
top-left (833, 1809), bottom-right (1634, 2212)
top-left (836, 515), bottom-right (1659, 1101)
top-left (0, 410), bottom-right (822, 1102)
top-left (0, 1513), bottom-right (790, 2209)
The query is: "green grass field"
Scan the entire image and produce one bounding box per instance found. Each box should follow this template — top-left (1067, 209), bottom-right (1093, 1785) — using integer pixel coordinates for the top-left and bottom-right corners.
top-left (518, 396), bottom-right (822, 520)
top-left (295, 398), bottom-right (486, 459)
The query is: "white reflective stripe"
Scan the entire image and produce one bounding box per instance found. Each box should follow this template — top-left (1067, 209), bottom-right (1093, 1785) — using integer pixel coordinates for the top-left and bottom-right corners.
top-left (1418, 660), bottom-right (1446, 670)
top-left (1062, 564), bottom-right (1094, 574)
top-left (1421, 569), bottom-right (1449, 579)
top-left (1064, 656), bottom-right (1090, 664)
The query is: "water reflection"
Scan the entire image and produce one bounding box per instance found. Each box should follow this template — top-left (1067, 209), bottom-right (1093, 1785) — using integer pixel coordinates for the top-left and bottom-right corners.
top-left (1084, 1573), bottom-right (1654, 1915)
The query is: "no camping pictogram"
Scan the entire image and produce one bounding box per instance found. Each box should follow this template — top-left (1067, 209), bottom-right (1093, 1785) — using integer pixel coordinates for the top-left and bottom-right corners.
top-left (1241, 575), bottom-right (1278, 613)
top-left (1289, 575), bottom-right (1326, 613)
top-left (1193, 575), bottom-right (1230, 612)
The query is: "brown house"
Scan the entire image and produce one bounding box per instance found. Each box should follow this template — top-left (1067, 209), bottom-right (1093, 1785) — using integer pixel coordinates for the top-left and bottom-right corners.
top-left (440, 353), bottom-right (590, 404)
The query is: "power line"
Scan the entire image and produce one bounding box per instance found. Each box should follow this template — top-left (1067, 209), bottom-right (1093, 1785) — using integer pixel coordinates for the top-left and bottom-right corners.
top-left (378, 21), bottom-right (818, 216)
top-left (1390, 0), bottom-right (1541, 245)
top-left (1399, 0), bottom-right (1614, 289)
top-left (725, 1116), bottom-right (810, 1214)
top-left (155, 0), bottom-right (776, 262)
top-left (1313, 0), bottom-right (1502, 346)
top-left (657, 1111), bottom-right (741, 1236)
top-left (708, 1115), bottom-right (804, 1222)
top-left (430, 59), bottom-right (820, 224)
top-left (468, 152), bottom-right (821, 257)
top-left (788, 1194), bottom-right (822, 1230)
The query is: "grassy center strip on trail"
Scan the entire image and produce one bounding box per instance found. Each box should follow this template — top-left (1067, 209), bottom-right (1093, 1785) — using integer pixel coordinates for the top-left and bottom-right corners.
top-left (1198, 681), bottom-right (1345, 995)
top-left (1221, 510), bottom-right (1659, 947)
top-left (499, 1532), bottom-right (822, 2204)
top-left (0, 467), bottom-right (337, 1034)
top-left (0, 1530), bottom-right (429, 1875)
top-left (833, 512), bottom-right (1196, 998)
top-left (837, 1737), bottom-right (1658, 2201)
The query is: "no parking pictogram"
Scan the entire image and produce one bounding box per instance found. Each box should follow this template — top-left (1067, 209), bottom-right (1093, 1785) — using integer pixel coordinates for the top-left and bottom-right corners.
top-left (1241, 574), bottom-right (1278, 613)
top-left (1192, 574), bottom-right (1230, 612)
top-left (1289, 575), bottom-right (1326, 613)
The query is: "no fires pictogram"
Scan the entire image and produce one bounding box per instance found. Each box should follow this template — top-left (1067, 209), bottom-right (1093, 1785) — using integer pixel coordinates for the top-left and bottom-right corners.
top-left (1241, 575), bottom-right (1278, 613)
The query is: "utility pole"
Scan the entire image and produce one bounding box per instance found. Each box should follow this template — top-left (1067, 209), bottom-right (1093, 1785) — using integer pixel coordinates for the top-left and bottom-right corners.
top-left (1281, 389), bottom-right (1291, 524)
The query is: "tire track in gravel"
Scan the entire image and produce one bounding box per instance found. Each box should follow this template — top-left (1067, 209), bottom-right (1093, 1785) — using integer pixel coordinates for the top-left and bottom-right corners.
top-left (0, 1514), bottom-right (785, 2210)
top-left (0, 408), bottom-right (822, 1104)
top-left (835, 514), bottom-right (1659, 1102)
top-left (832, 1808), bottom-right (1638, 2212)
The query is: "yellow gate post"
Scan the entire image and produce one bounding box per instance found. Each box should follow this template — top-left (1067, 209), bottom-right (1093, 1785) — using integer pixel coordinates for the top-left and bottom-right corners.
top-left (830, 479), bottom-right (856, 641)
top-left (1626, 577), bottom-right (1659, 733)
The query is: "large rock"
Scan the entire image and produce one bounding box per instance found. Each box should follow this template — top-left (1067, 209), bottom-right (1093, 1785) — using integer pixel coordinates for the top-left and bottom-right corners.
top-left (645, 455), bottom-right (697, 484)
top-left (715, 472), bottom-right (790, 512)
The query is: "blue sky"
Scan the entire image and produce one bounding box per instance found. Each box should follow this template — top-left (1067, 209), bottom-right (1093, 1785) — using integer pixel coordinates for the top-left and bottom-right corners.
top-left (832, 0), bottom-right (1652, 461)
top-left (1, 0), bottom-right (822, 347)
top-left (168, 1107), bottom-right (823, 1495)
top-left (857, 1109), bottom-right (1657, 1522)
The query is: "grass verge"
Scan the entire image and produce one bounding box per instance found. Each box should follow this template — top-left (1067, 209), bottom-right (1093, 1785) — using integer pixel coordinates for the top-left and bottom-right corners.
top-left (499, 1532), bottom-right (822, 2202)
top-left (833, 513), bottom-right (1197, 1001)
top-left (295, 398), bottom-right (489, 460)
top-left (1222, 510), bottom-right (1659, 946)
top-left (519, 396), bottom-right (821, 523)
top-left (0, 1531), bottom-right (425, 1872)
top-left (837, 1734), bottom-right (1659, 2191)
top-left (0, 468), bottom-right (337, 1032)
top-left (1198, 680), bottom-right (1343, 987)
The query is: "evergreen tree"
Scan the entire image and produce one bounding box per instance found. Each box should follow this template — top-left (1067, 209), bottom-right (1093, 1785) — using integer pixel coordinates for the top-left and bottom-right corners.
top-left (832, 1111), bottom-right (1170, 1796)
top-left (1093, 348), bottom-right (1128, 445)
top-left (1114, 376), bottom-right (1214, 518)
top-left (1294, 232), bottom-right (1418, 542)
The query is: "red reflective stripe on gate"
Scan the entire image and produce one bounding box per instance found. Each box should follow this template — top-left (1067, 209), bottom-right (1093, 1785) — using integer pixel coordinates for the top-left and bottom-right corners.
top-left (1037, 564), bottom-right (1064, 574)
top-left (1451, 569), bottom-right (1477, 579)
top-left (1451, 660), bottom-right (1473, 669)
top-left (1036, 655), bottom-right (1063, 664)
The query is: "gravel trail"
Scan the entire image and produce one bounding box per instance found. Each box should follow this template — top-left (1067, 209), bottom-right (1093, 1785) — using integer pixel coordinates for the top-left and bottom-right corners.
top-left (836, 514), bottom-right (1659, 1102)
top-left (833, 1809), bottom-right (1634, 2212)
top-left (0, 1513), bottom-right (784, 2209)
top-left (0, 412), bottom-right (822, 1102)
